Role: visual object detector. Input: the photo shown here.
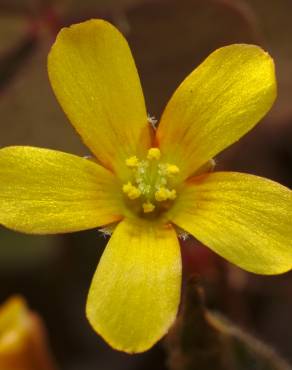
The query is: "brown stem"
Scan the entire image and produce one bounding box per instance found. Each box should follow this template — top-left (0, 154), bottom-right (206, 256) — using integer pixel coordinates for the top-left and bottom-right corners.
top-left (165, 276), bottom-right (292, 370)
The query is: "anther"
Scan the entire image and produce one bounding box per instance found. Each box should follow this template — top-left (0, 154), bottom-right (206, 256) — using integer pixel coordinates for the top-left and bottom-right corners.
top-left (142, 202), bottom-right (155, 213)
top-left (125, 156), bottom-right (139, 168)
top-left (122, 182), bottom-right (141, 200)
top-left (166, 164), bottom-right (180, 176)
top-left (147, 147), bottom-right (161, 160)
top-left (167, 189), bottom-right (177, 200)
top-left (155, 187), bottom-right (176, 202)
top-left (155, 187), bottom-right (169, 201)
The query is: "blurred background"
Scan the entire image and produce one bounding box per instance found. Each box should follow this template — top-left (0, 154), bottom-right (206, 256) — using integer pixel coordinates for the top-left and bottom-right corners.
top-left (0, 0), bottom-right (291, 369)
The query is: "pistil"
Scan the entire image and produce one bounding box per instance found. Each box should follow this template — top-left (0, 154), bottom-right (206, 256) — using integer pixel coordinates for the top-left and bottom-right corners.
top-left (123, 148), bottom-right (180, 215)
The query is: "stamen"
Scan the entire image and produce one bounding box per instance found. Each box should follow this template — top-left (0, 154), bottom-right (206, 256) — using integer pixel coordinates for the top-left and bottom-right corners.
top-left (147, 148), bottom-right (161, 160)
top-left (165, 163), bottom-right (180, 176)
top-left (122, 182), bottom-right (141, 200)
top-left (155, 187), bottom-right (169, 201)
top-left (126, 156), bottom-right (139, 168)
top-left (122, 152), bottom-right (179, 214)
top-left (142, 202), bottom-right (155, 213)
top-left (168, 189), bottom-right (177, 200)
top-left (155, 187), bottom-right (176, 202)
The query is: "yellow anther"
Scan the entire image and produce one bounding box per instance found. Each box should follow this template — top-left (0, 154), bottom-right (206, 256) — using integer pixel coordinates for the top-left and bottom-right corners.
top-left (125, 156), bottom-right (139, 168)
top-left (122, 182), bottom-right (132, 193)
top-left (122, 182), bottom-right (141, 200)
top-left (168, 189), bottom-right (177, 200)
top-left (147, 147), bottom-right (161, 160)
top-left (142, 202), bottom-right (155, 213)
top-left (155, 187), bottom-right (170, 202)
top-left (166, 164), bottom-right (180, 176)
top-left (155, 187), bottom-right (177, 202)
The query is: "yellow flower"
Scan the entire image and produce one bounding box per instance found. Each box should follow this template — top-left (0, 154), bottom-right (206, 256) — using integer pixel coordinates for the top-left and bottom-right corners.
top-left (0, 19), bottom-right (291, 353)
top-left (0, 296), bottom-right (57, 370)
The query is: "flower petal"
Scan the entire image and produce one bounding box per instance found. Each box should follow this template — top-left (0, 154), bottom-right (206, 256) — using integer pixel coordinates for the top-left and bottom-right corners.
top-left (168, 172), bottom-right (292, 274)
top-left (48, 19), bottom-right (151, 177)
top-left (156, 44), bottom-right (276, 180)
top-left (0, 146), bottom-right (123, 234)
top-left (86, 218), bottom-right (181, 353)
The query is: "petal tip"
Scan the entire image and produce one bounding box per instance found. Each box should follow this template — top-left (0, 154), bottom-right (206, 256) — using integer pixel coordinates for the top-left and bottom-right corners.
top-left (86, 302), bottom-right (172, 354)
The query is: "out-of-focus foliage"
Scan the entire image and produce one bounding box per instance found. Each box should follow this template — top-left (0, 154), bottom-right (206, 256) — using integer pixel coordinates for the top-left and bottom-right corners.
top-left (244, 0), bottom-right (292, 121)
top-left (0, 229), bottom-right (58, 273)
top-left (166, 278), bottom-right (292, 370)
top-left (0, 16), bottom-right (27, 54)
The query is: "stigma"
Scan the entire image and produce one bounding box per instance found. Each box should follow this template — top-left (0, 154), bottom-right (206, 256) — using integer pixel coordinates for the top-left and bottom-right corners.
top-left (123, 147), bottom-right (180, 215)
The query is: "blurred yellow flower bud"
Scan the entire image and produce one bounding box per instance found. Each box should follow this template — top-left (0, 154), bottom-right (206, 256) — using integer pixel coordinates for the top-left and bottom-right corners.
top-left (0, 296), bottom-right (57, 370)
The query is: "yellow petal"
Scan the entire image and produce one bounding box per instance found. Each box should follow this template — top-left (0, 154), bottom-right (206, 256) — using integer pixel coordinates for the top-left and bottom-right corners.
top-left (0, 146), bottom-right (123, 234)
top-left (48, 19), bottom-right (151, 178)
top-left (168, 172), bottom-right (292, 274)
top-left (157, 44), bottom-right (276, 180)
top-left (86, 218), bottom-right (181, 353)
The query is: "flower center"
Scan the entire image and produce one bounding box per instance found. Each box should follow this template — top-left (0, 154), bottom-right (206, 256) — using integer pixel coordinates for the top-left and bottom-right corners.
top-left (122, 148), bottom-right (180, 216)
